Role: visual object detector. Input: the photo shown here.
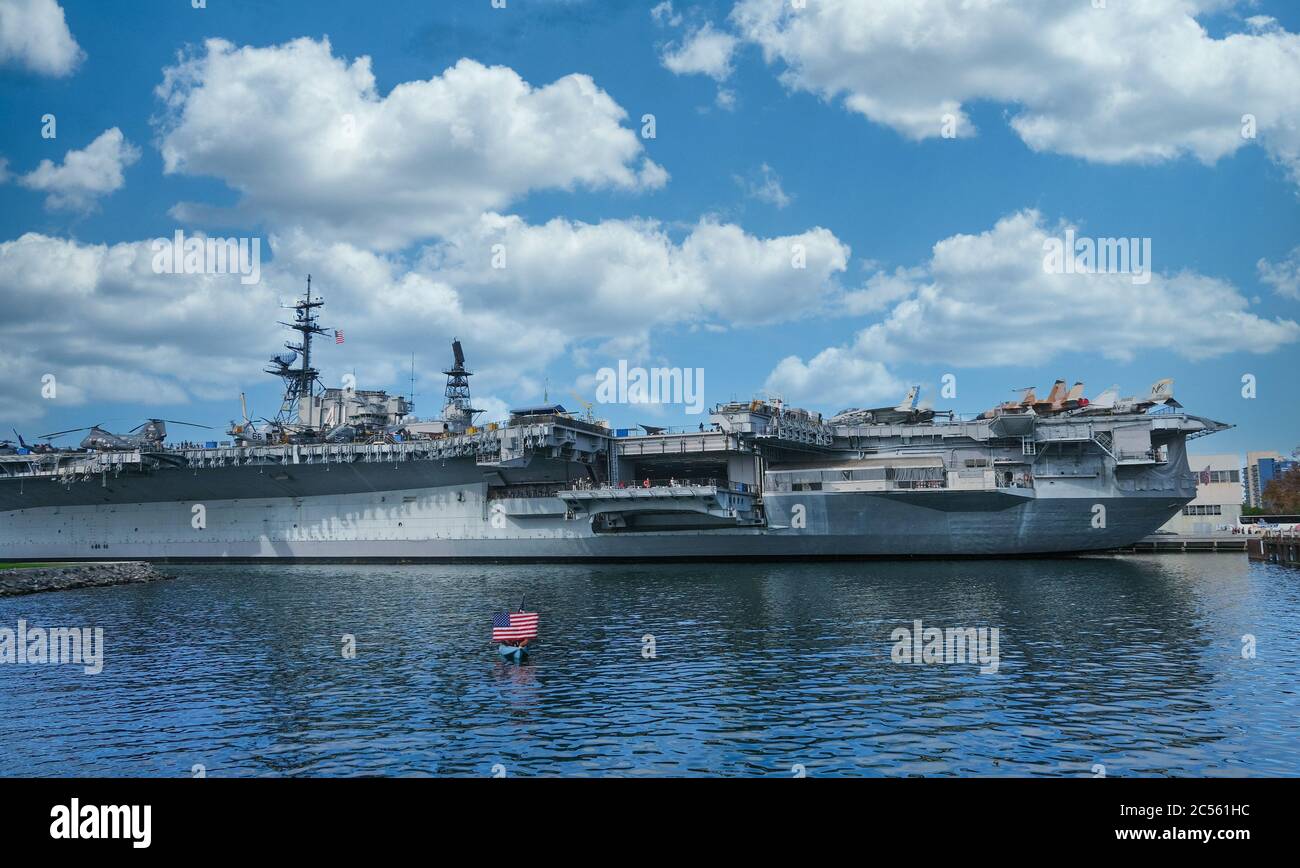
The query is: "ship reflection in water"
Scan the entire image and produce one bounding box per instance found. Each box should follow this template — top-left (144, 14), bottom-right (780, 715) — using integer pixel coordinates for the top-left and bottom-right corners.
top-left (1, 556), bottom-right (1297, 777)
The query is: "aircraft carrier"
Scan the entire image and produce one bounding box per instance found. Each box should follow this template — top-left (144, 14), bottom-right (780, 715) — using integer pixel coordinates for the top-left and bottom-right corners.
top-left (0, 287), bottom-right (1229, 562)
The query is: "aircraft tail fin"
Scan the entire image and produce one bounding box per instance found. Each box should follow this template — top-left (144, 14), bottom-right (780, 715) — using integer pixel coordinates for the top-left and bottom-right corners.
top-left (1147, 377), bottom-right (1174, 402)
top-left (894, 385), bottom-right (920, 412)
top-left (1091, 385), bottom-right (1119, 409)
top-left (1044, 379), bottom-right (1068, 405)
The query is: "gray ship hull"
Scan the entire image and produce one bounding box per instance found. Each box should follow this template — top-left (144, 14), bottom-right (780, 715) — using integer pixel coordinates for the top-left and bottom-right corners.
top-left (0, 475), bottom-right (1185, 562)
top-left (0, 400), bottom-right (1214, 562)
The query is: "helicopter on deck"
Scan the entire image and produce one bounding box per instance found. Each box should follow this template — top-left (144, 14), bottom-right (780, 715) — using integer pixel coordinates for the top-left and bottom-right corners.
top-left (41, 419), bottom-right (214, 451)
top-left (1, 430), bottom-right (59, 455)
top-left (226, 392), bottom-right (285, 445)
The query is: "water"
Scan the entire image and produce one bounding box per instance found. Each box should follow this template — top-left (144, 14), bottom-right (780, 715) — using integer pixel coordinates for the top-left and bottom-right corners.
top-left (1, 555), bottom-right (1297, 777)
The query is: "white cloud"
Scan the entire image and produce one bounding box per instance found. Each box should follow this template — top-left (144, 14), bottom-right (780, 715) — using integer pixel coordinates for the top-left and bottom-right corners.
top-left (765, 348), bottom-right (903, 408)
top-left (730, 0), bottom-right (1300, 183)
top-left (1258, 247), bottom-right (1300, 299)
top-left (860, 210), bottom-right (1298, 365)
top-left (0, 232), bottom-right (278, 424)
top-left (1245, 15), bottom-right (1280, 35)
top-left (0, 0), bottom-right (82, 77)
top-left (18, 128), bottom-right (140, 212)
top-left (423, 211), bottom-right (849, 331)
top-left (0, 215), bottom-right (850, 423)
top-left (654, 8), bottom-right (741, 108)
top-left (268, 228), bottom-right (570, 394)
top-left (733, 163), bottom-right (791, 208)
top-left (661, 22), bottom-right (739, 81)
top-left (765, 209), bottom-right (1300, 407)
top-left (650, 2), bottom-right (683, 28)
top-left (842, 266), bottom-right (923, 315)
top-left (0, 230), bottom-right (540, 426)
top-left (153, 37), bottom-right (667, 249)
top-left (9, 209), bottom-right (1286, 426)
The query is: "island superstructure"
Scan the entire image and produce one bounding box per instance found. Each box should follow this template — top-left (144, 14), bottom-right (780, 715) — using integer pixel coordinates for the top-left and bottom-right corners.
top-left (0, 289), bottom-right (1230, 561)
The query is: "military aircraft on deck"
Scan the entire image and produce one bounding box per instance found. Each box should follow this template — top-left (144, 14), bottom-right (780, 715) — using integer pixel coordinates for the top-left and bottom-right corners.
top-left (981, 380), bottom-right (1093, 418)
top-left (830, 386), bottom-right (937, 426)
top-left (1, 431), bottom-right (51, 455)
top-left (42, 419), bottom-right (213, 451)
top-left (1078, 378), bottom-right (1179, 415)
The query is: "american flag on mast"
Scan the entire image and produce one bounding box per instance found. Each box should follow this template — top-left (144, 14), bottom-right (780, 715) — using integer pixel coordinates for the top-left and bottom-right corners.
top-left (492, 610), bottom-right (539, 642)
top-left (335, 329), bottom-right (345, 345)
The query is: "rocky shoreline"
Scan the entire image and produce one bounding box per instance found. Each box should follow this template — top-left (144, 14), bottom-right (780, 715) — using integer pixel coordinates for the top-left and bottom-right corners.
top-left (0, 562), bottom-right (174, 597)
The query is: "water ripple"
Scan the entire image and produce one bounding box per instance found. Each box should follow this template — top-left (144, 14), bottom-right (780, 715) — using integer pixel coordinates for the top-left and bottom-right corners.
top-left (1, 555), bottom-right (1297, 776)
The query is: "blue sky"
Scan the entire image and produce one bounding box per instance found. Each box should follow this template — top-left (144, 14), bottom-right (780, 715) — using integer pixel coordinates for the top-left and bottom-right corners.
top-left (0, 0), bottom-right (1297, 459)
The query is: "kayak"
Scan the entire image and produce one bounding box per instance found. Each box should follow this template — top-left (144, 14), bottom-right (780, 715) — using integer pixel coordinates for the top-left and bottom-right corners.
top-left (498, 644), bottom-right (527, 661)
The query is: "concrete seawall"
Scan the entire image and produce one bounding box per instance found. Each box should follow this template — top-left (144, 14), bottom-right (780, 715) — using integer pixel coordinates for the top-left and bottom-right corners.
top-left (1117, 534), bottom-right (1249, 553)
top-left (0, 562), bottom-right (174, 597)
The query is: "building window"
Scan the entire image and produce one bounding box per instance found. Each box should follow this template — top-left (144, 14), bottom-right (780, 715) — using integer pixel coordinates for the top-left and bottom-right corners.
top-left (1204, 470), bottom-right (1240, 484)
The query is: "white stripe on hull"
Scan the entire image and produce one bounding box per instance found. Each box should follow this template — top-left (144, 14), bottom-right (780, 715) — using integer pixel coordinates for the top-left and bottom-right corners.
top-left (1, 483), bottom-right (1186, 559)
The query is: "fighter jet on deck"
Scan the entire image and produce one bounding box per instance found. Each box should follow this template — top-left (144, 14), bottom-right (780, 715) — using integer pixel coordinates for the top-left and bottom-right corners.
top-left (981, 379), bottom-right (1093, 418)
top-left (1032, 380), bottom-right (1090, 414)
top-left (830, 386), bottom-right (937, 426)
top-left (981, 385), bottom-right (1038, 419)
top-left (1078, 378), bottom-right (1179, 415)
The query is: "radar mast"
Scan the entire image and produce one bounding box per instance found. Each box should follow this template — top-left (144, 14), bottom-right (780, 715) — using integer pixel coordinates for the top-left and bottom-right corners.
top-left (442, 339), bottom-right (480, 432)
top-left (265, 275), bottom-right (331, 427)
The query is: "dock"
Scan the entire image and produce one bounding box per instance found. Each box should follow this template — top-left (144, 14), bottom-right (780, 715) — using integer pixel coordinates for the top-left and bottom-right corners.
top-left (1117, 535), bottom-right (1248, 553)
top-left (1247, 532), bottom-right (1300, 566)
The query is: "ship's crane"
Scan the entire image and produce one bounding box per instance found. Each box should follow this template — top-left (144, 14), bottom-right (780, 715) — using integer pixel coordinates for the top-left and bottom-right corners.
top-left (568, 390), bottom-right (598, 423)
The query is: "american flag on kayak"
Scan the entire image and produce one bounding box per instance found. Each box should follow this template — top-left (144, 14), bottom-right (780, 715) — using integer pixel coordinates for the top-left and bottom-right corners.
top-left (492, 610), bottom-right (539, 642)
top-left (335, 329), bottom-right (345, 344)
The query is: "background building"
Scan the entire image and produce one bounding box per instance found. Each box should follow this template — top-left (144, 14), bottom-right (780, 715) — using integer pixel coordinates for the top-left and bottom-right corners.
top-left (1247, 451), bottom-right (1297, 508)
top-left (1160, 453), bottom-right (1242, 535)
